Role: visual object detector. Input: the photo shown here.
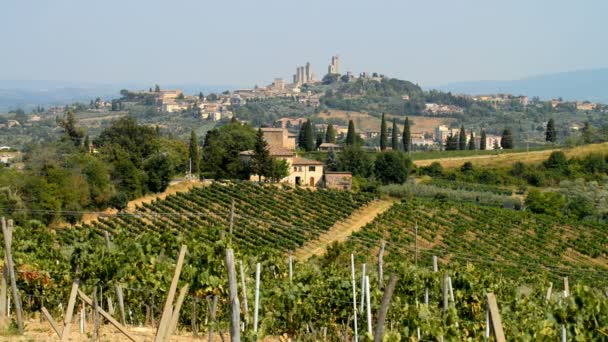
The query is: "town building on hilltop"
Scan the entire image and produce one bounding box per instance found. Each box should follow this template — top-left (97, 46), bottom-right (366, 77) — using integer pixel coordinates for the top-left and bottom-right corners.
top-left (328, 55), bottom-right (340, 74)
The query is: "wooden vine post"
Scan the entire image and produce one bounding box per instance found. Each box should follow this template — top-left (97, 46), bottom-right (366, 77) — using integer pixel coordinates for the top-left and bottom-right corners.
top-left (155, 245), bottom-right (187, 342)
top-left (239, 261), bottom-right (249, 325)
top-left (1, 217), bottom-right (23, 333)
top-left (485, 293), bottom-right (505, 342)
top-left (225, 249), bottom-right (241, 342)
top-left (373, 274), bottom-right (398, 342)
top-left (377, 241), bottom-right (385, 289)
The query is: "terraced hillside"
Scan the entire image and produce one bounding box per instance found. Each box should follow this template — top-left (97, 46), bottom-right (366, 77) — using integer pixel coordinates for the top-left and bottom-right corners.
top-left (348, 198), bottom-right (608, 282)
top-left (60, 181), bottom-right (375, 252)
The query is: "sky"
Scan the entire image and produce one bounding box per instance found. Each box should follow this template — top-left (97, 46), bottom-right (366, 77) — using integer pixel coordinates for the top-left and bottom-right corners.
top-left (1, 0), bottom-right (607, 87)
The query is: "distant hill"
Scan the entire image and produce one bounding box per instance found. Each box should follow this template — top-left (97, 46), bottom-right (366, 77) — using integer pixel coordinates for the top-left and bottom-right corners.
top-left (0, 80), bottom-right (237, 112)
top-left (434, 68), bottom-right (608, 104)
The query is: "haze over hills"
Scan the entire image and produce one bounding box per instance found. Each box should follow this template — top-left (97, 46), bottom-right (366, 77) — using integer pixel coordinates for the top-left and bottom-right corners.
top-left (435, 68), bottom-right (608, 104)
top-left (0, 80), bottom-right (236, 112)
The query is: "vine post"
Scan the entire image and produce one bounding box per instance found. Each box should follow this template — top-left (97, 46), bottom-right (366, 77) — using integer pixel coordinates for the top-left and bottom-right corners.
top-left (373, 274), bottom-right (397, 342)
top-left (1, 217), bottom-right (23, 334)
top-left (350, 254), bottom-right (359, 342)
top-left (155, 245), bottom-right (187, 342)
top-left (485, 293), bottom-right (505, 342)
top-left (360, 264), bottom-right (366, 315)
top-left (239, 261), bottom-right (249, 325)
top-left (225, 249), bottom-right (241, 342)
top-left (254, 262), bottom-right (261, 335)
top-left (378, 241), bottom-right (385, 289)
top-left (115, 284), bottom-right (126, 326)
top-left (365, 275), bottom-right (372, 335)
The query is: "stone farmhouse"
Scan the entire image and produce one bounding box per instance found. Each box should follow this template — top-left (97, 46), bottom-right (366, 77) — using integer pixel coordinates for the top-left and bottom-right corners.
top-left (240, 127), bottom-right (324, 186)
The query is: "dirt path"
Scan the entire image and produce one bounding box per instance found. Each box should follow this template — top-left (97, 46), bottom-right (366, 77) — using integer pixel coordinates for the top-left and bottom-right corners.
top-left (293, 199), bottom-right (396, 260)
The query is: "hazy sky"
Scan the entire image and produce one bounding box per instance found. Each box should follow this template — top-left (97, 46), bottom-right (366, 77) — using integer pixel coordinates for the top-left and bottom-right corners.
top-left (1, 0), bottom-right (606, 87)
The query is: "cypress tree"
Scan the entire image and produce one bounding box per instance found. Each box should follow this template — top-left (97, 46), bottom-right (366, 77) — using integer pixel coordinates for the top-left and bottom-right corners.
top-left (298, 123), bottom-right (306, 149)
top-left (316, 130), bottom-right (324, 149)
top-left (458, 124), bottom-right (467, 150)
top-left (480, 129), bottom-right (487, 150)
top-left (188, 129), bottom-right (200, 175)
top-left (445, 133), bottom-right (458, 151)
top-left (468, 131), bottom-right (476, 150)
top-left (402, 117), bottom-right (411, 152)
top-left (252, 128), bottom-right (272, 181)
top-left (304, 119), bottom-right (315, 151)
top-left (380, 113), bottom-right (388, 151)
top-left (391, 118), bottom-right (399, 150)
top-left (325, 124), bottom-right (336, 143)
top-left (546, 118), bottom-right (557, 143)
top-left (501, 128), bottom-right (514, 149)
top-left (346, 120), bottom-right (356, 145)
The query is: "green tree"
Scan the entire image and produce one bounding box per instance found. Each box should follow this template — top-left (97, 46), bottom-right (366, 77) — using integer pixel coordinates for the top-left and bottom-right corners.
top-left (391, 118), bottom-right (399, 150)
top-left (525, 189), bottom-right (565, 217)
top-left (545, 118), bottom-right (557, 143)
top-left (269, 158), bottom-right (289, 183)
top-left (468, 131), bottom-right (476, 150)
top-left (380, 113), bottom-right (388, 151)
top-left (582, 122), bottom-right (593, 144)
top-left (188, 129), bottom-right (200, 176)
top-left (445, 134), bottom-right (458, 151)
top-left (59, 110), bottom-right (85, 146)
top-left (316, 130), bottom-right (324, 149)
top-left (304, 119), bottom-right (315, 151)
top-left (201, 121), bottom-right (257, 179)
top-left (251, 129), bottom-right (273, 181)
top-left (337, 145), bottom-right (372, 177)
top-left (345, 120), bottom-right (356, 146)
top-left (373, 151), bottom-right (412, 184)
top-left (325, 124), bottom-right (337, 144)
top-left (144, 153), bottom-right (174, 192)
top-left (154, 84), bottom-right (160, 92)
top-left (458, 125), bottom-right (467, 150)
top-left (402, 117), bottom-right (411, 152)
top-left (480, 129), bottom-right (487, 150)
top-left (500, 128), bottom-right (514, 149)
top-left (325, 149), bottom-right (339, 171)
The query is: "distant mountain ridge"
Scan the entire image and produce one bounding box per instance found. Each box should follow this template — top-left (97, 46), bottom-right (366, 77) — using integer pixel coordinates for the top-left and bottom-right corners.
top-left (434, 68), bottom-right (608, 104)
top-left (0, 80), bottom-right (237, 112)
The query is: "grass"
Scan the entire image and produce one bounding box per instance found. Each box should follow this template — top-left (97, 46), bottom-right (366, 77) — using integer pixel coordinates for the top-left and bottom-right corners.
top-left (414, 142), bottom-right (608, 168)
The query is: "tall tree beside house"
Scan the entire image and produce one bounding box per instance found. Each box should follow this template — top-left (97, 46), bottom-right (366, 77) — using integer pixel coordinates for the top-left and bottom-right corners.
top-left (83, 135), bottom-right (90, 152)
top-left (546, 118), bottom-right (557, 143)
top-left (298, 123), bottom-right (306, 149)
top-left (316, 130), bottom-right (324, 149)
top-left (345, 120), bottom-right (356, 146)
top-left (480, 129), bottom-right (487, 150)
top-left (251, 128), bottom-right (273, 181)
top-left (391, 118), bottom-right (399, 150)
top-left (269, 158), bottom-right (289, 183)
top-left (198, 92), bottom-right (204, 100)
top-left (325, 124), bottom-right (337, 143)
top-left (304, 119), bottom-right (315, 151)
top-left (468, 131), bottom-right (476, 150)
top-left (154, 84), bottom-right (160, 92)
top-left (380, 113), bottom-right (388, 151)
top-left (402, 117), bottom-right (411, 152)
top-left (325, 149), bottom-right (339, 171)
top-left (501, 128), bottom-right (514, 149)
top-left (458, 124), bottom-right (467, 150)
top-left (188, 129), bottom-right (200, 176)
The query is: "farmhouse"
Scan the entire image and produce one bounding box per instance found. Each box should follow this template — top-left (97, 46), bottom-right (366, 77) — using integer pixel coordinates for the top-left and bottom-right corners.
top-left (240, 127), bottom-right (324, 186)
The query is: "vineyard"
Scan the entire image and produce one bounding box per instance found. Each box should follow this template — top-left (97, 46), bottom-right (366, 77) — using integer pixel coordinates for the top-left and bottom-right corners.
top-left (0, 183), bottom-right (607, 340)
top-left (348, 198), bottom-right (608, 283)
top-left (59, 181), bottom-right (375, 252)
